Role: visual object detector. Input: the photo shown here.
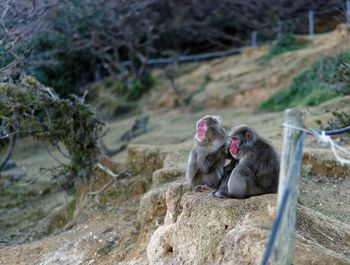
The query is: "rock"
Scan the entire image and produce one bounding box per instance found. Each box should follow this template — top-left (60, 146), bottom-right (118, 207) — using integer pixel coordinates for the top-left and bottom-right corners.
top-left (146, 192), bottom-right (350, 265)
top-left (152, 167), bottom-right (185, 185)
top-left (34, 243), bottom-right (83, 265)
top-left (164, 182), bottom-right (189, 225)
top-left (303, 149), bottom-right (350, 178)
top-left (127, 145), bottom-right (165, 177)
top-left (137, 185), bottom-right (168, 245)
top-left (137, 181), bottom-right (188, 245)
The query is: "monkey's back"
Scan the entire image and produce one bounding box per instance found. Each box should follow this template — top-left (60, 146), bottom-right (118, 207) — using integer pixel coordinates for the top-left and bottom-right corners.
top-left (251, 137), bottom-right (280, 192)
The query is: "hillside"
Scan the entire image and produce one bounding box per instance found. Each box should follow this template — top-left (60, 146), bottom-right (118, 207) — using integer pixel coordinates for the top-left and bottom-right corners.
top-left (149, 24), bottom-right (350, 110)
top-left (1, 25), bottom-right (350, 265)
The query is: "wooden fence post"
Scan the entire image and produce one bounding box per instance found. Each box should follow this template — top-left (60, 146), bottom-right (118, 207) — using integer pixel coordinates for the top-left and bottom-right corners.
top-left (308, 10), bottom-right (314, 36)
top-left (251, 31), bottom-right (258, 48)
top-left (271, 109), bottom-right (305, 265)
top-left (277, 20), bottom-right (283, 41)
top-left (347, 0), bottom-right (350, 25)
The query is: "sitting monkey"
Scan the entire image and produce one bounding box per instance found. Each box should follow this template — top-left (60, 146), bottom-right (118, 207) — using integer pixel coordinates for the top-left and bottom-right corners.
top-left (186, 115), bottom-right (229, 191)
top-left (212, 125), bottom-right (279, 198)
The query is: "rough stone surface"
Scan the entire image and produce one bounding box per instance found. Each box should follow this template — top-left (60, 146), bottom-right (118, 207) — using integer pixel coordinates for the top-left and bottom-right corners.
top-left (34, 243), bottom-right (83, 265)
top-left (146, 192), bottom-right (350, 265)
top-left (152, 167), bottom-right (185, 185)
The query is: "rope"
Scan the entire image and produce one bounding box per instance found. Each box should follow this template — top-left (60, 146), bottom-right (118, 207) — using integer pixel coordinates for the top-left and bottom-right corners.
top-left (283, 124), bottom-right (350, 165)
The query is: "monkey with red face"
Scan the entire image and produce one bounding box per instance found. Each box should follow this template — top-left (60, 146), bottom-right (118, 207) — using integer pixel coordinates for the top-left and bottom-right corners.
top-left (212, 125), bottom-right (279, 198)
top-left (186, 115), bottom-right (229, 191)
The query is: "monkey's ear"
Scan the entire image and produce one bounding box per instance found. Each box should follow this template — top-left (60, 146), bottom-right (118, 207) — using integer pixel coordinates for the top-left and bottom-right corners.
top-left (213, 115), bottom-right (222, 124)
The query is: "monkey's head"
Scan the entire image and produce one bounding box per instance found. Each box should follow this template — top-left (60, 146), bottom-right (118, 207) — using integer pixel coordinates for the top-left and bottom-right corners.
top-left (228, 125), bottom-right (257, 156)
top-left (195, 115), bottom-right (225, 145)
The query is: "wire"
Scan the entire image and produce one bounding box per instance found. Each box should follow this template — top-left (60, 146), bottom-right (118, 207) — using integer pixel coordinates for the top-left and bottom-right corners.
top-left (318, 125), bottom-right (350, 136)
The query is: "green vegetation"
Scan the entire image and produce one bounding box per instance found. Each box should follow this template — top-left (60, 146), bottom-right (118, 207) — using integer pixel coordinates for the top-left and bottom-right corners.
top-left (261, 33), bottom-right (306, 63)
top-left (259, 52), bottom-right (350, 111)
top-left (184, 75), bottom-right (211, 111)
top-left (0, 76), bottom-right (103, 188)
top-left (126, 75), bottom-right (155, 101)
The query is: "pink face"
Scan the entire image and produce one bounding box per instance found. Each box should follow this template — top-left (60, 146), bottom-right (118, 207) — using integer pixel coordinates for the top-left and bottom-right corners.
top-left (229, 136), bottom-right (239, 156)
top-left (196, 120), bottom-right (207, 142)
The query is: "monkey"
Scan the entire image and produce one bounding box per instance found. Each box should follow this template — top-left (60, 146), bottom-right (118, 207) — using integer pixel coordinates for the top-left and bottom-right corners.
top-left (186, 115), bottom-right (229, 191)
top-left (211, 125), bottom-right (280, 199)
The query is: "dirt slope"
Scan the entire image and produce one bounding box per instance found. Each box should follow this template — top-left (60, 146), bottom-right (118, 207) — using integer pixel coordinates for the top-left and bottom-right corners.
top-left (150, 24), bottom-right (350, 110)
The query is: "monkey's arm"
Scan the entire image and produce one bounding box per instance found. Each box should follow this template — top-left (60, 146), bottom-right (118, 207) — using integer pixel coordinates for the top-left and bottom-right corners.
top-left (223, 158), bottom-right (238, 176)
top-left (212, 162), bottom-right (260, 199)
top-left (185, 150), bottom-right (199, 189)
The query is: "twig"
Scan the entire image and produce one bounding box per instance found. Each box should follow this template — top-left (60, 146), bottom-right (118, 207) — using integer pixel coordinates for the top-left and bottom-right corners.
top-left (87, 179), bottom-right (114, 196)
top-left (19, 174), bottom-right (39, 186)
top-left (87, 163), bottom-right (131, 197)
top-left (87, 163), bottom-right (119, 197)
top-left (42, 142), bottom-right (65, 166)
top-left (53, 142), bottom-right (70, 159)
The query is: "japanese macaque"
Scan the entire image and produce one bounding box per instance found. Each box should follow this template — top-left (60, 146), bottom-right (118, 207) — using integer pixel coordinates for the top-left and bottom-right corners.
top-left (212, 125), bottom-right (280, 199)
top-left (186, 115), bottom-right (229, 191)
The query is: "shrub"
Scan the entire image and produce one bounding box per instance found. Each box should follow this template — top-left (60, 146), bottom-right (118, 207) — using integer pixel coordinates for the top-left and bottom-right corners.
top-left (0, 76), bottom-right (104, 188)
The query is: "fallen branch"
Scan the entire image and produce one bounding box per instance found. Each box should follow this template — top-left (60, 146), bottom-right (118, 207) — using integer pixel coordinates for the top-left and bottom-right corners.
top-left (95, 162), bottom-right (119, 179)
top-left (88, 179), bottom-right (114, 196)
top-left (87, 163), bottom-right (131, 197)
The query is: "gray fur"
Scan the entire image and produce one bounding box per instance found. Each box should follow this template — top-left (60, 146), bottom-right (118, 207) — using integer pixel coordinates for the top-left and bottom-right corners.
top-left (213, 125), bottom-right (280, 199)
top-left (186, 115), bottom-right (228, 190)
